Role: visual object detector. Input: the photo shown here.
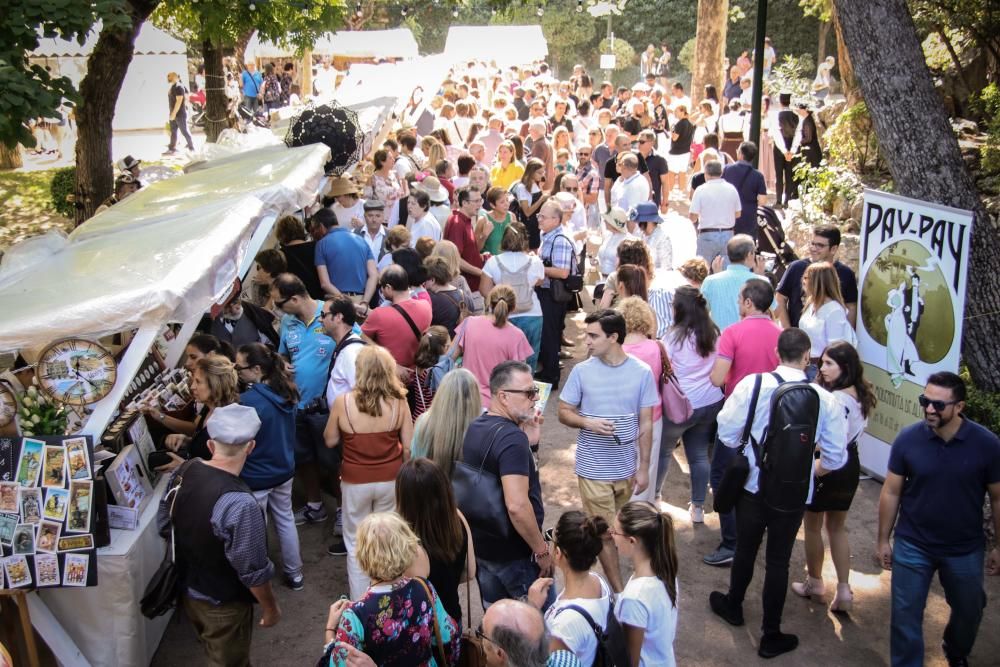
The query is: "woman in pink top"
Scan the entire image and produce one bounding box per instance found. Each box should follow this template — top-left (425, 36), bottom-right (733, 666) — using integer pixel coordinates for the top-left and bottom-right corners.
top-left (618, 297), bottom-right (664, 503)
top-left (449, 285), bottom-right (534, 406)
top-left (659, 286), bottom-right (725, 522)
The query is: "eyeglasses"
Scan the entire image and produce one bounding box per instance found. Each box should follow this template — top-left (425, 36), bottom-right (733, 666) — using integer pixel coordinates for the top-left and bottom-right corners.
top-left (274, 296), bottom-right (292, 309)
top-left (475, 629), bottom-right (502, 649)
top-left (319, 311), bottom-right (333, 320)
top-left (501, 387), bottom-right (540, 399)
top-left (234, 364), bottom-right (251, 372)
top-left (607, 527), bottom-right (626, 537)
top-left (918, 395), bottom-right (960, 412)
top-left (577, 152), bottom-right (591, 157)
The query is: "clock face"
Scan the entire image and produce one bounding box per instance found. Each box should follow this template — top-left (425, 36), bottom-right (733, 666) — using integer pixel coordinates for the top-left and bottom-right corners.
top-left (0, 385), bottom-right (15, 427)
top-left (36, 339), bottom-right (118, 407)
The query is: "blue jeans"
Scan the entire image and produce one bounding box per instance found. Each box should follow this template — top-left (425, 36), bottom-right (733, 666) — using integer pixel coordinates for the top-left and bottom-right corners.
top-left (709, 436), bottom-right (738, 551)
top-left (891, 538), bottom-right (987, 666)
top-left (696, 230), bottom-right (733, 268)
top-left (511, 315), bottom-right (542, 372)
top-left (656, 401), bottom-right (723, 505)
top-left (477, 556), bottom-right (556, 611)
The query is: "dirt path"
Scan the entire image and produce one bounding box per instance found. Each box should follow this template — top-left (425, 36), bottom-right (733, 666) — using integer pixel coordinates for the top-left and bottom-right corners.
top-left (151, 305), bottom-right (1000, 666)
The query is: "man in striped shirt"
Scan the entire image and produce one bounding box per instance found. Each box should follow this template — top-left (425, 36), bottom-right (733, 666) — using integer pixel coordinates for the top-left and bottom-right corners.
top-left (558, 309), bottom-right (659, 592)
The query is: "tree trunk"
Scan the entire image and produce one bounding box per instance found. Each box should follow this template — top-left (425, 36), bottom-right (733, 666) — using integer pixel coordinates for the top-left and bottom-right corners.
top-left (834, 0), bottom-right (1000, 391)
top-left (937, 26), bottom-right (972, 96)
top-left (203, 39), bottom-right (229, 143)
top-left (233, 29), bottom-right (255, 70)
top-left (74, 1), bottom-right (158, 224)
top-left (691, 0), bottom-right (728, 104)
top-left (0, 144), bottom-right (22, 170)
top-left (818, 20), bottom-right (831, 64)
top-left (831, 4), bottom-right (860, 105)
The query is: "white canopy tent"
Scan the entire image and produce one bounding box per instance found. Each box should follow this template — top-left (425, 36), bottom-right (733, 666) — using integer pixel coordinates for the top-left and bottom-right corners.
top-left (245, 28), bottom-right (419, 62)
top-left (444, 25), bottom-right (548, 68)
top-left (29, 22), bottom-right (187, 131)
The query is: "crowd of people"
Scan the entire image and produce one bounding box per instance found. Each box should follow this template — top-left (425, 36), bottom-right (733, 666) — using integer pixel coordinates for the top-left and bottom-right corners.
top-left (153, 54), bottom-right (1000, 667)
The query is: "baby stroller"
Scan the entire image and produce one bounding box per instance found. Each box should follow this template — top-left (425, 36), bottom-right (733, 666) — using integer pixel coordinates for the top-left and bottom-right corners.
top-left (235, 102), bottom-right (270, 132)
top-left (756, 205), bottom-right (798, 287)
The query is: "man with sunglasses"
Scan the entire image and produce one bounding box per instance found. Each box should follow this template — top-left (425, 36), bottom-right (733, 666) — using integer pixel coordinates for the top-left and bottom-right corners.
top-left (877, 371), bottom-right (1000, 667)
top-left (636, 129), bottom-right (669, 212)
top-left (459, 361), bottom-right (552, 609)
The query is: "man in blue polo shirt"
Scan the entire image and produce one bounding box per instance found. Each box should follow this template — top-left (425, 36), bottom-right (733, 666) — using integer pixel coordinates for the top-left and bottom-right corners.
top-left (722, 142), bottom-right (768, 239)
top-left (241, 62), bottom-right (263, 114)
top-left (313, 208), bottom-right (378, 306)
top-left (700, 234), bottom-right (769, 330)
top-left (877, 371), bottom-right (1000, 667)
top-left (272, 273), bottom-right (339, 527)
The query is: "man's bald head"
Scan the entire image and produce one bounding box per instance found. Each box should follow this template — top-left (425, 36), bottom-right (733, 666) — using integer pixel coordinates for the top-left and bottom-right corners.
top-left (482, 600), bottom-right (546, 667)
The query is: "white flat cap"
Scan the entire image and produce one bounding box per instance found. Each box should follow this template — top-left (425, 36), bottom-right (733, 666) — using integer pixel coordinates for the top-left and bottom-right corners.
top-left (206, 404), bottom-right (261, 446)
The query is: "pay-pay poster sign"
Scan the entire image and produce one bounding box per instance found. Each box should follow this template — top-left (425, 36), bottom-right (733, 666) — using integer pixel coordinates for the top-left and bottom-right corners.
top-left (856, 189), bottom-right (973, 477)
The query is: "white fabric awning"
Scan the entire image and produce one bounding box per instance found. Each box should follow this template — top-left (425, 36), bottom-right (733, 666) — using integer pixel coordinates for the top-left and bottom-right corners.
top-left (31, 22), bottom-right (185, 57)
top-left (246, 28), bottom-right (418, 61)
top-left (444, 25), bottom-right (547, 67)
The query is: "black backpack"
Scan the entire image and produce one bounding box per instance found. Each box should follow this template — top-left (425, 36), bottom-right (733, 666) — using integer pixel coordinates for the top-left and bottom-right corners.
top-left (754, 372), bottom-right (821, 513)
top-left (555, 602), bottom-right (630, 667)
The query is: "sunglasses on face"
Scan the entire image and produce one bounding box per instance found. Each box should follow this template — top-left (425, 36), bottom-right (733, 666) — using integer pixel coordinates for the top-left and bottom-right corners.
top-left (502, 387), bottom-right (540, 399)
top-left (918, 395), bottom-right (959, 412)
top-left (275, 296), bottom-right (292, 309)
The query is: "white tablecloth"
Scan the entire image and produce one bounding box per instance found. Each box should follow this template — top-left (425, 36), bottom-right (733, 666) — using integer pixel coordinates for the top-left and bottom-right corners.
top-left (38, 477), bottom-right (171, 667)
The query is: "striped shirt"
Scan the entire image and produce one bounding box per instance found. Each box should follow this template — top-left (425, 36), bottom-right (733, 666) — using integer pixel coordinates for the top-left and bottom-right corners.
top-left (560, 355), bottom-right (660, 481)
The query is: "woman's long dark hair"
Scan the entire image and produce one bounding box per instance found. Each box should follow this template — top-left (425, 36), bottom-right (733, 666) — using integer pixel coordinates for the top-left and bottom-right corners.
top-left (616, 264), bottom-right (648, 302)
top-left (238, 343), bottom-right (299, 405)
top-left (554, 511), bottom-right (607, 573)
top-left (618, 501), bottom-right (678, 606)
top-left (395, 459), bottom-right (464, 563)
top-left (819, 340), bottom-right (877, 418)
top-left (670, 285), bottom-right (719, 357)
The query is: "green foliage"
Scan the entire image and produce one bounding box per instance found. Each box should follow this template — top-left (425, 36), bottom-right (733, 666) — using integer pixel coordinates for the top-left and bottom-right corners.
top-left (792, 159), bottom-right (863, 224)
top-left (678, 38), bottom-right (696, 73)
top-left (598, 37), bottom-right (635, 71)
top-left (49, 167), bottom-right (77, 219)
top-left (765, 54), bottom-right (815, 98)
top-left (970, 84), bottom-right (1000, 175)
top-left (725, 0), bottom-right (822, 62)
top-left (825, 102), bottom-right (885, 174)
top-left (491, 1), bottom-right (599, 73)
top-left (961, 364), bottom-right (1000, 436)
top-left (0, 0), bottom-right (131, 149)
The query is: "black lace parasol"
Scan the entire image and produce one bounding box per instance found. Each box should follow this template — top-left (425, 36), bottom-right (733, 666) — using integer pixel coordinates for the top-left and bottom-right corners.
top-left (284, 101), bottom-right (364, 175)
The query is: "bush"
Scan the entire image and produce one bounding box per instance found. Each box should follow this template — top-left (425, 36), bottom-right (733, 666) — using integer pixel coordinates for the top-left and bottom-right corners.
top-left (960, 365), bottom-right (1000, 435)
top-left (970, 83), bottom-right (1000, 175)
top-left (792, 159), bottom-right (863, 225)
top-left (598, 37), bottom-right (636, 71)
top-left (824, 102), bottom-right (884, 174)
top-left (765, 54), bottom-right (815, 99)
top-left (678, 37), bottom-right (696, 73)
top-left (49, 166), bottom-right (76, 219)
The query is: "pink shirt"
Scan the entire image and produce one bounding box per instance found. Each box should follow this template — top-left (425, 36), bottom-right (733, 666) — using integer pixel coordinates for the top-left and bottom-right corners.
top-left (623, 340), bottom-right (663, 422)
top-left (455, 316), bottom-right (534, 406)
top-left (716, 315), bottom-right (782, 398)
top-left (663, 333), bottom-right (724, 409)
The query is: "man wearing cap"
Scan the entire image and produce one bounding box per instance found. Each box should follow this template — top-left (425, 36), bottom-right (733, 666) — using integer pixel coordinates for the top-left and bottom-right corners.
top-left (630, 202), bottom-right (673, 272)
top-left (690, 160), bottom-right (742, 268)
top-left (199, 281), bottom-right (279, 350)
top-left (610, 153), bottom-right (651, 213)
top-left (355, 200), bottom-right (389, 265)
top-left (315, 205), bottom-right (378, 305)
top-left (158, 404), bottom-right (280, 665)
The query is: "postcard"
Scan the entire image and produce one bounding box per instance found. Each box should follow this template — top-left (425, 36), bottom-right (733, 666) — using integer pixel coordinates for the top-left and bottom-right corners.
top-left (36, 520), bottom-right (61, 553)
top-left (43, 487), bottom-right (69, 522)
top-left (64, 437), bottom-right (92, 481)
top-left (15, 438), bottom-right (43, 487)
top-left (0, 482), bottom-right (17, 513)
top-left (57, 534), bottom-right (94, 552)
top-left (19, 487), bottom-right (42, 525)
top-left (66, 480), bottom-right (92, 533)
top-left (5, 555), bottom-right (32, 588)
top-left (41, 445), bottom-right (66, 489)
top-left (0, 514), bottom-right (17, 546)
top-left (11, 523), bottom-right (35, 555)
top-left (35, 553), bottom-right (59, 587)
top-left (63, 554), bottom-right (88, 586)
top-left (533, 381), bottom-right (553, 414)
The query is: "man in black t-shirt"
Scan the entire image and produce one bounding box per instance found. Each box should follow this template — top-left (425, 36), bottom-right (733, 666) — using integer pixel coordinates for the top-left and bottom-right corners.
top-left (666, 105), bottom-right (696, 197)
top-left (775, 224), bottom-right (858, 327)
top-left (458, 361), bottom-right (552, 607)
top-left (165, 71), bottom-right (194, 155)
top-left (637, 129), bottom-right (669, 210)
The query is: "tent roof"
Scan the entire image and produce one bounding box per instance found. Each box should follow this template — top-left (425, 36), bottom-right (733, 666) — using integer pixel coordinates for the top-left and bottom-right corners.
top-left (31, 22), bottom-right (186, 57)
top-left (246, 28), bottom-right (418, 60)
top-left (444, 25), bottom-right (547, 67)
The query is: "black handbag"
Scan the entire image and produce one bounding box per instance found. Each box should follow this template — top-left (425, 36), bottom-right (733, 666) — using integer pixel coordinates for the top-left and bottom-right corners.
top-left (713, 374), bottom-right (762, 514)
top-left (140, 463), bottom-right (189, 618)
top-left (452, 424), bottom-right (515, 542)
top-left (546, 234), bottom-right (583, 304)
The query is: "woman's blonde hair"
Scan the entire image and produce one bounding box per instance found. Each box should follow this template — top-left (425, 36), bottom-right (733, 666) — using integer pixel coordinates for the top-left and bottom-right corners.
top-left (353, 346), bottom-right (407, 417)
top-left (430, 240), bottom-right (461, 279)
top-left (803, 261), bottom-right (846, 309)
top-left (386, 225), bottom-right (411, 250)
top-left (552, 126), bottom-right (572, 151)
top-left (678, 257), bottom-right (709, 285)
top-left (414, 369), bottom-right (482, 477)
top-left (355, 512), bottom-right (420, 583)
top-left (489, 284), bottom-right (516, 328)
top-left (425, 143), bottom-right (447, 172)
top-left (619, 296), bottom-right (656, 338)
top-left (195, 354), bottom-right (239, 408)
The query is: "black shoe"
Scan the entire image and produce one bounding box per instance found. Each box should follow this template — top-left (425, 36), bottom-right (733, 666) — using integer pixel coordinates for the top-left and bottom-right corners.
top-left (758, 632), bottom-right (798, 659)
top-left (327, 539), bottom-right (347, 556)
top-left (709, 591), bottom-right (744, 626)
top-left (943, 643), bottom-right (969, 667)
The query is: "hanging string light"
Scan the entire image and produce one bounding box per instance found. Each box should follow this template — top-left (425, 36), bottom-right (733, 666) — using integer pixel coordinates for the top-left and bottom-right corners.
top-left (355, 2), bottom-right (363, 17)
top-left (576, 0), bottom-right (583, 12)
top-left (401, 5), bottom-right (408, 16)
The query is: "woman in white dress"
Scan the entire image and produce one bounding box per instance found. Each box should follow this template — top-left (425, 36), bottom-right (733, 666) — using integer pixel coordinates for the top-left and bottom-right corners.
top-left (798, 262), bottom-right (857, 362)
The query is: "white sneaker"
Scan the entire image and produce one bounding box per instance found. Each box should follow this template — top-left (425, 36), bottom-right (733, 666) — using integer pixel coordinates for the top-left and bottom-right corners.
top-left (689, 503), bottom-right (705, 523)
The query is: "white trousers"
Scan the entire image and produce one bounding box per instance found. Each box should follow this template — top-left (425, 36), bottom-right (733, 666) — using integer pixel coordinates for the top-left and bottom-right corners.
top-left (252, 478), bottom-right (303, 576)
top-left (631, 417), bottom-right (663, 503)
top-left (342, 480), bottom-right (396, 599)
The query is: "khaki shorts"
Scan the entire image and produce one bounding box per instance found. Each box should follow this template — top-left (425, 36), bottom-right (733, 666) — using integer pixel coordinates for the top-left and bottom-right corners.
top-left (578, 476), bottom-right (633, 522)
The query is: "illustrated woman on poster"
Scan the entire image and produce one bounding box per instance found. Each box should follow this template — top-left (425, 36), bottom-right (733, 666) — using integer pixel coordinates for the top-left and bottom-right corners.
top-left (884, 259), bottom-right (936, 387)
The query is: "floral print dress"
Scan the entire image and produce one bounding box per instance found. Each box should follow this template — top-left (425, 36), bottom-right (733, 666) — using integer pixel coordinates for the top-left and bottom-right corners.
top-left (332, 577), bottom-right (460, 666)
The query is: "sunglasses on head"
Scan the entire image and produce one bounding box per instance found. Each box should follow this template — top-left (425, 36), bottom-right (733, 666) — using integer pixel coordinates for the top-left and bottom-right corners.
top-left (918, 395), bottom-right (959, 412)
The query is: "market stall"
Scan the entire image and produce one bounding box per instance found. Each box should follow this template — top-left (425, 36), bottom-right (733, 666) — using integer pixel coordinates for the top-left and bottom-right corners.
top-left (443, 25), bottom-right (548, 68)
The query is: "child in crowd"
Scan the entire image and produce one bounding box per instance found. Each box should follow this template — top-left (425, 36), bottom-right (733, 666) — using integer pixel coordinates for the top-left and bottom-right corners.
top-left (555, 148), bottom-right (575, 174)
top-left (410, 325), bottom-right (455, 419)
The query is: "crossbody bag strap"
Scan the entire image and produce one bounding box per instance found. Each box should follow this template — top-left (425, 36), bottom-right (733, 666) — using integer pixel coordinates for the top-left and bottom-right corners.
top-left (476, 423), bottom-right (509, 474)
top-left (555, 604), bottom-right (604, 644)
top-left (655, 339), bottom-right (675, 379)
top-left (415, 577), bottom-right (448, 666)
top-left (391, 304), bottom-right (422, 342)
top-left (739, 374), bottom-right (764, 456)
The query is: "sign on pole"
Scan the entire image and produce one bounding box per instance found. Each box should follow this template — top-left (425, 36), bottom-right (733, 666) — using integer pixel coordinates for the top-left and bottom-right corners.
top-left (855, 189), bottom-right (973, 477)
top-left (600, 54), bottom-right (616, 70)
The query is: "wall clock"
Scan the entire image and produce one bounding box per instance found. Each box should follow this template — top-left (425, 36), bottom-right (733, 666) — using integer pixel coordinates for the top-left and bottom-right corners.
top-left (35, 339), bottom-right (118, 407)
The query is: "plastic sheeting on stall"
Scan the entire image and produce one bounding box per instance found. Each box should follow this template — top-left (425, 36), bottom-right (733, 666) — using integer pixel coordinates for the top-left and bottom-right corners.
top-left (443, 26), bottom-right (547, 68)
top-left (245, 28), bottom-right (418, 61)
top-left (331, 56), bottom-right (453, 118)
top-left (0, 144), bottom-right (330, 353)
